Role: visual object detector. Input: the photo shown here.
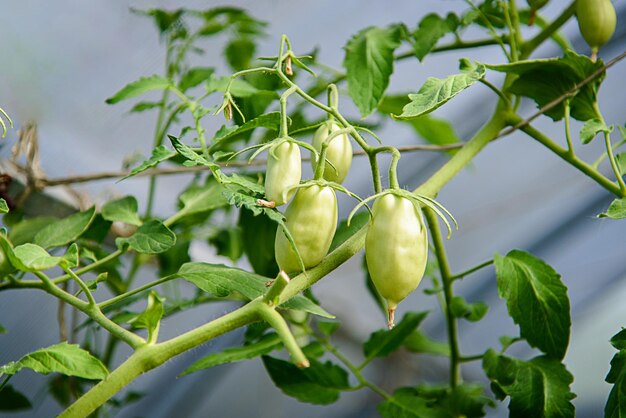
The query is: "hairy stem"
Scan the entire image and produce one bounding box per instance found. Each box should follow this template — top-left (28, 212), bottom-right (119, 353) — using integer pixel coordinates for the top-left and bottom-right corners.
top-left (509, 114), bottom-right (625, 197)
top-left (424, 209), bottom-right (461, 387)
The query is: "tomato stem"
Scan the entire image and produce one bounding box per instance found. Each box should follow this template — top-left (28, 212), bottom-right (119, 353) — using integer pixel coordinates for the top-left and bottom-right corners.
top-left (424, 209), bottom-right (462, 388)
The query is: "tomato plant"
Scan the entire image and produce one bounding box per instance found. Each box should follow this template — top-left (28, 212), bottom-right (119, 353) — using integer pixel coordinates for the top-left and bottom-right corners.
top-left (0, 2), bottom-right (625, 418)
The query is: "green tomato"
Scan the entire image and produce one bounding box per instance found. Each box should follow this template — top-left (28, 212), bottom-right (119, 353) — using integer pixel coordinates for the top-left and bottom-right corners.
top-left (274, 184), bottom-right (338, 274)
top-left (576, 0), bottom-right (616, 52)
top-left (264, 140), bottom-right (302, 206)
top-left (311, 121), bottom-right (352, 184)
top-left (365, 193), bottom-right (428, 326)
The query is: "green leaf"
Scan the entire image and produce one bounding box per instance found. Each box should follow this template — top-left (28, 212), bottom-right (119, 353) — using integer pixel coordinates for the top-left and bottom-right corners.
top-left (494, 250), bottom-right (571, 359)
top-left (598, 198), bottom-right (626, 220)
top-left (129, 101), bottom-right (162, 113)
top-left (483, 350), bottom-right (575, 418)
top-left (12, 244), bottom-right (62, 271)
top-left (8, 217), bottom-right (57, 246)
top-left (379, 95), bottom-right (461, 148)
top-left (606, 350), bottom-right (626, 418)
top-left (330, 212), bottom-right (370, 252)
top-left (225, 38), bottom-right (256, 71)
top-left (239, 206), bottom-right (279, 277)
top-left (101, 196), bottom-right (142, 226)
top-left (410, 384), bottom-right (495, 418)
top-left (404, 330), bottom-right (451, 356)
top-left (394, 63), bottom-right (485, 119)
top-left (485, 50), bottom-right (604, 121)
top-left (363, 312), bottom-right (428, 360)
top-left (209, 227), bottom-right (244, 263)
top-left (317, 320), bottom-right (340, 337)
top-left (122, 145), bottom-right (176, 181)
top-left (60, 243), bottom-right (79, 269)
top-left (617, 153), bottom-right (626, 176)
top-left (344, 25), bottom-right (403, 118)
top-left (0, 198), bottom-right (8, 214)
top-left (178, 180), bottom-right (228, 219)
top-left (378, 387), bottom-right (448, 418)
top-left (176, 262), bottom-right (332, 317)
top-left (106, 75), bottom-right (172, 104)
top-left (181, 333), bottom-right (281, 376)
top-left (127, 291), bottom-right (164, 343)
top-left (409, 115), bottom-right (461, 146)
top-left (580, 118), bottom-right (612, 144)
top-left (282, 296), bottom-right (334, 319)
top-left (205, 74), bottom-right (264, 98)
top-left (438, 384), bottom-right (495, 418)
top-left (225, 173), bottom-right (265, 195)
top-left (450, 296), bottom-right (489, 322)
top-left (179, 67), bottom-right (214, 92)
top-left (210, 112), bottom-right (281, 150)
top-left (168, 135), bottom-right (217, 169)
top-left (115, 220), bottom-right (176, 254)
top-left (0, 385), bottom-right (32, 411)
top-left (34, 207), bottom-right (96, 248)
top-left (610, 329), bottom-right (626, 350)
top-left (157, 239), bottom-right (190, 277)
top-left (262, 356), bottom-right (350, 405)
top-left (0, 342), bottom-right (108, 380)
top-left (412, 14), bottom-right (451, 61)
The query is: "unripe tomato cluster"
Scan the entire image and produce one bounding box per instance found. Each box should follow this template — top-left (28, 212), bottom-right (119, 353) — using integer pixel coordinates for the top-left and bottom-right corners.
top-left (264, 119), bottom-right (432, 327)
top-left (575, 0), bottom-right (616, 60)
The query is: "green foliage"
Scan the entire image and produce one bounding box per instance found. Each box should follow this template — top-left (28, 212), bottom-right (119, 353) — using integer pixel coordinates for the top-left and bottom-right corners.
top-left (580, 118), bottom-right (612, 144)
top-left (2, 2), bottom-right (625, 417)
top-left (106, 75), bottom-right (173, 105)
top-left (115, 220), bottom-right (176, 253)
top-left (450, 296), bottom-right (489, 322)
top-left (486, 50), bottom-right (604, 121)
top-left (0, 385), bottom-right (31, 411)
top-left (604, 329), bottom-right (626, 417)
top-left (122, 145), bottom-right (176, 180)
top-left (363, 312), bottom-right (428, 360)
top-left (101, 196), bottom-right (142, 226)
top-left (599, 198), bottom-right (626, 219)
top-left (494, 250), bottom-right (571, 359)
top-left (12, 243), bottom-right (62, 271)
top-left (403, 330), bottom-right (451, 356)
top-left (483, 350), bottom-right (575, 418)
top-left (344, 25), bottom-right (404, 118)
top-left (127, 291), bottom-right (164, 343)
top-left (394, 61), bottom-right (486, 119)
top-left (262, 356), bottom-right (351, 405)
top-left (34, 207), bottom-right (96, 249)
top-left (0, 342), bottom-right (108, 380)
top-left (175, 262), bottom-right (333, 318)
top-left (181, 333), bottom-right (281, 376)
top-left (412, 14), bottom-right (455, 61)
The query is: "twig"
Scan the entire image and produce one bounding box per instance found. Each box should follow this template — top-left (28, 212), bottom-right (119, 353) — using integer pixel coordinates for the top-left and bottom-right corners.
top-left (27, 143), bottom-right (463, 186)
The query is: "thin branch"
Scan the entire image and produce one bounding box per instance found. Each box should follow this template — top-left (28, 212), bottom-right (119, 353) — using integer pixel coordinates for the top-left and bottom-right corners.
top-left (30, 143), bottom-right (463, 186)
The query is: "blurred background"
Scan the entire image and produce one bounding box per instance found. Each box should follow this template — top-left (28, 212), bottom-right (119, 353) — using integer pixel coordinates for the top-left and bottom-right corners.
top-left (1, 0), bottom-right (625, 417)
